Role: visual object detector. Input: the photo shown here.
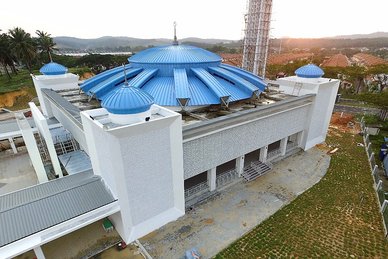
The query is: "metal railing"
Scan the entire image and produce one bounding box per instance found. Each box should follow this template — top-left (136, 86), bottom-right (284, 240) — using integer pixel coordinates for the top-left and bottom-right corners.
top-left (267, 148), bottom-right (281, 160)
top-left (286, 141), bottom-right (298, 151)
top-left (216, 169), bottom-right (238, 188)
top-left (184, 181), bottom-right (209, 199)
top-left (360, 117), bottom-right (388, 237)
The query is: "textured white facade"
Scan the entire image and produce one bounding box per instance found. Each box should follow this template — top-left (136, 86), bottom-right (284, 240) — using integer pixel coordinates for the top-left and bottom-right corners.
top-left (277, 76), bottom-right (340, 150)
top-left (182, 97), bottom-right (312, 178)
top-left (81, 105), bottom-right (185, 244)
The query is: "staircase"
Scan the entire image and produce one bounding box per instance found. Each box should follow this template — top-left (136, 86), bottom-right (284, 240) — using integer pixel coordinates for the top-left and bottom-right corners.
top-left (242, 161), bottom-right (272, 182)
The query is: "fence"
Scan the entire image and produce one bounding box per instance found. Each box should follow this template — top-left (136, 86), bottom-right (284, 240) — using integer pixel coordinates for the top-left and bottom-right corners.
top-left (184, 181), bottom-right (209, 200)
top-left (216, 168), bottom-right (238, 188)
top-left (360, 117), bottom-right (388, 237)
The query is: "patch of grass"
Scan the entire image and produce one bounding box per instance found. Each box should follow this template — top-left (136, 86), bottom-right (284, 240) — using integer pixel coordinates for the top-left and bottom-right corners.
top-left (0, 69), bottom-right (37, 94)
top-left (68, 66), bottom-right (91, 76)
top-left (216, 129), bottom-right (388, 258)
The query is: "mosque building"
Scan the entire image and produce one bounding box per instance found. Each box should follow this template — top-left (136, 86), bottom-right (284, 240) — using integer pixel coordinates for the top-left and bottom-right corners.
top-left (0, 38), bottom-right (339, 258)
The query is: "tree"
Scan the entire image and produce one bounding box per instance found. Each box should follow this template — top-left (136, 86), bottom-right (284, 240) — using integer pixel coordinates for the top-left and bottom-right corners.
top-left (0, 33), bottom-right (17, 79)
top-left (8, 27), bottom-right (36, 72)
top-left (344, 65), bottom-right (367, 93)
top-left (367, 64), bottom-right (388, 92)
top-left (356, 92), bottom-right (388, 120)
top-left (35, 30), bottom-right (57, 63)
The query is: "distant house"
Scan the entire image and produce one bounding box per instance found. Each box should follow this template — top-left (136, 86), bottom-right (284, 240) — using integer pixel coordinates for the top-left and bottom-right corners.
top-left (321, 54), bottom-right (351, 68)
top-left (352, 53), bottom-right (387, 67)
top-left (268, 53), bottom-right (314, 65)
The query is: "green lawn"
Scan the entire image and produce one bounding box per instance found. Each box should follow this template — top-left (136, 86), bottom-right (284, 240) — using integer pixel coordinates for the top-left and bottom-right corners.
top-left (0, 67), bottom-right (90, 110)
top-left (0, 69), bottom-right (36, 94)
top-left (216, 128), bottom-right (388, 258)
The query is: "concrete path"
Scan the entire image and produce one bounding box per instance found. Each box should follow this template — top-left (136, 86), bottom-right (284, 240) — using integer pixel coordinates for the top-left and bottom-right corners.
top-left (0, 152), bottom-right (37, 195)
top-left (140, 146), bottom-right (330, 259)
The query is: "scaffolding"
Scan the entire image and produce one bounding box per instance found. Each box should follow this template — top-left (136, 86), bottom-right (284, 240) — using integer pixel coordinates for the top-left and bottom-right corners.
top-left (242, 0), bottom-right (273, 78)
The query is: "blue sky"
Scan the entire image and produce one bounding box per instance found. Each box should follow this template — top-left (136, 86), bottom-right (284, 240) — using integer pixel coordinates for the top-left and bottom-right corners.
top-left (1, 0), bottom-right (387, 39)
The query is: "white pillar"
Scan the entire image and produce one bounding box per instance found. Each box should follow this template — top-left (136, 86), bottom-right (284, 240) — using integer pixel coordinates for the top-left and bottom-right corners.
top-left (29, 102), bottom-right (63, 178)
top-left (259, 146), bottom-right (268, 163)
top-left (16, 113), bottom-right (48, 183)
top-left (207, 168), bottom-right (216, 191)
top-left (8, 137), bottom-right (18, 154)
top-left (296, 132), bottom-right (302, 146)
top-left (33, 246), bottom-right (46, 259)
top-left (236, 155), bottom-right (245, 177)
top-left (280, 137), bottom-right (287, 156)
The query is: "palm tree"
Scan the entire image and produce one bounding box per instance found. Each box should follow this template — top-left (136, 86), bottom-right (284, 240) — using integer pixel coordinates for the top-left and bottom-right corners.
top-left (35, 30), bottom-right (57, 63)
top-left (8, 27), bottom-right (36, 72)
top-left (0, 33), bottom-right (17, 79)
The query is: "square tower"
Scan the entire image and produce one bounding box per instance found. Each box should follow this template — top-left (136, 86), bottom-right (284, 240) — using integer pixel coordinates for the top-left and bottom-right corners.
top-left (81, 105), bottom-right (185, 243)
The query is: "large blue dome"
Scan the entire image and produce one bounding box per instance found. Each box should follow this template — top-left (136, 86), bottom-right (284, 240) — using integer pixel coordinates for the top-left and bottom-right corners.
top-left (129, 45), bottom-right (221, 64)
top-left (80, 44), bottom-right (266, 108)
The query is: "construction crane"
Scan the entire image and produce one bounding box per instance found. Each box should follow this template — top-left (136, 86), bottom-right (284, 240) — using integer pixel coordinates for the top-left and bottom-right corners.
top-left (242, 0), bottom-right (273, 78)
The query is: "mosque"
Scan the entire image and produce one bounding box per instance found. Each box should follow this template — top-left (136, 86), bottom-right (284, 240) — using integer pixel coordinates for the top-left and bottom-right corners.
top-left (0, 38), bottom-right (339, 258)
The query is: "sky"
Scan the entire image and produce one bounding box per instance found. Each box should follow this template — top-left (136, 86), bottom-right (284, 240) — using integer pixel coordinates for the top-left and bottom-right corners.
top-left (1, 0), bottom-right (387, 40)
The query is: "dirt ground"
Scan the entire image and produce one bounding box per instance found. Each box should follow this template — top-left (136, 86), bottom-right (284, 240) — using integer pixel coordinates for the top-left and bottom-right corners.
top-left (79, 72), bottom-right (94, 81)
top-left (0, 90), bottom-right (27, 108)
top-left (329, 112), bottom-right (360, 135)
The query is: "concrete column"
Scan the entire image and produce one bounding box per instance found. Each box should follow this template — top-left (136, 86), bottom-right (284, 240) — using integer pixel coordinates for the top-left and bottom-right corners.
top-left (33, 246), bottom-right (46, 259)
top-left (16, 113), bottom-right (48, 183)
top-left (280, 137), bottom-right (288, 156)
top-left (296, 132), bottom-right (302, 146)
top-left (207, 168), bottom-right (216, 191)
top-left (259, 146), bottom-right (268, 163)
top-left (30, 103), bottom-right (63, 178)
top-left (8, 137), bottom-right (18, 154)
top-left (236, 155), bottom-right (245, 177)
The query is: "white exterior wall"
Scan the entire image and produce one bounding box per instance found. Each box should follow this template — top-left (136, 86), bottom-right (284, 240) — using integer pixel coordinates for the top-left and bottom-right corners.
top-left (278, 76), bottom-right (340, 150)
top-left (31, 73), bottom-right (79, 116)
top-left (81, 105), bottom-right (185, 244)
top-left (182, 97), bottom-right (313, 179)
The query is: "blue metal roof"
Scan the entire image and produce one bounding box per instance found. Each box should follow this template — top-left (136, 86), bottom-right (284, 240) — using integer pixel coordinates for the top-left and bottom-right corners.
top-left (40, 62), bottom-right (68, 75)
top-left (81, 44), bottom-right (267, 108)
top-left (295, 64), bottom-right (324, 78)
top-left (102, 85), bottom-right (154, 114)
top-left (129, 45), bottom-right (221, 64)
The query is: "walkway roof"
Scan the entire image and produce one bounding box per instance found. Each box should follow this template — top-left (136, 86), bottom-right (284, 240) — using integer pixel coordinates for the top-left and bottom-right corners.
top-left (0, 171), bottom-right (116, 248)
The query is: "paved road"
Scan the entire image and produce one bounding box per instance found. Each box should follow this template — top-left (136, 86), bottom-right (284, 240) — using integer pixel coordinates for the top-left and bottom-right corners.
top-left (334, 104), bottom-right (380, 115)
top-left (140, 146), bottom-right (331, 259)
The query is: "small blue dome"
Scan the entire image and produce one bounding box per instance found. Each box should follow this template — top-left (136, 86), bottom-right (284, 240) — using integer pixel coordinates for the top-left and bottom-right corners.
top-left (40, 62), bottom-right (68, 75)
top-left (101, 85), bottom-right (154, 114)
top-left (295, 64), bottom-right (324, 78)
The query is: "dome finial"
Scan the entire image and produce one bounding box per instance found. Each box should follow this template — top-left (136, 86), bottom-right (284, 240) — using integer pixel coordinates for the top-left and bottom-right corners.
top-left (123, 64), bottom-right (129, 86)
top-left (173, 21), bottom-right (178, 45)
